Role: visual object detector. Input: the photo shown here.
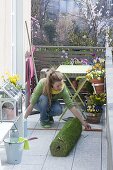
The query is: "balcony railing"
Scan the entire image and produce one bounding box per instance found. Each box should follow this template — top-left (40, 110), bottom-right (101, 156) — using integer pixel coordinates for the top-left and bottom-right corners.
top-left (34, 46), bottom-right (106, 79)
top-left (106, 47), bottom-right (113, 170)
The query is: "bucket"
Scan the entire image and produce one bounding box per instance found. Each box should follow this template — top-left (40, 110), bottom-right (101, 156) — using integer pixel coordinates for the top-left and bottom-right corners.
top-left (4, 138), bottom-right (24, 164)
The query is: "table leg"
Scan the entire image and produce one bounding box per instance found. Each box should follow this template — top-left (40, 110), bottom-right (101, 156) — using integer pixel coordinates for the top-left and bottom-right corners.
top-left (59, 76), bottom-right (87, 121)
top-left (64, 73), bottom-right (85, 106)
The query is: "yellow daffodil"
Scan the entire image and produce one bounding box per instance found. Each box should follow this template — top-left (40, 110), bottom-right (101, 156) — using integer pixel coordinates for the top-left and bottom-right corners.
top-left (1, 72), bottom-right (22, 89)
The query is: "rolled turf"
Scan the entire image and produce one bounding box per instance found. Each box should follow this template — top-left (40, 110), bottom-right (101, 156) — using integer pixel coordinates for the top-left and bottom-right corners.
top-left (50, 118), bottom-right (82, 157)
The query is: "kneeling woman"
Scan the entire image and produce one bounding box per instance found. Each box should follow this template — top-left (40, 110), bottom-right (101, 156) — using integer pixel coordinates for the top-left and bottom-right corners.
top-left (25, 68), bottom-right (91, 129)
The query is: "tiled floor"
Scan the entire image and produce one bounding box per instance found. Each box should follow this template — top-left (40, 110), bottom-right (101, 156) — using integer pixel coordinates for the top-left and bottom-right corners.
top-left (0, 110), bottom-right (107, 170)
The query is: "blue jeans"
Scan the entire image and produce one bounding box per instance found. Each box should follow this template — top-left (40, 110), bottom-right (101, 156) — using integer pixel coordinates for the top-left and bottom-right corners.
top-left (36, 95), bottom-right (62, 122)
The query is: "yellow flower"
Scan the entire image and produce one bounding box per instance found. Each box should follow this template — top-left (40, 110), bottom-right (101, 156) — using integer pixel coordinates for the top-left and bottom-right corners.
top-left (1, 72), bottom-right (21, 88)
top-left (86, 69), bottom-right (91, 73)
top-left (13, 74), bottom-right (20, 81)
top-left (86, 62), bottom-right (105, 81)
top-left (5, 72), bottom-right (10, 76)
top-left (1, 75), bottom-right (4, 79)
top-left (9, 78), bottom-right (17, 85)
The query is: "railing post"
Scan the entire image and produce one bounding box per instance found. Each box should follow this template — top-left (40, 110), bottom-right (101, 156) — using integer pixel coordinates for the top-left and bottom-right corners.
top-left (106, 46), bottom-right (113, 170)
top-left (106, 47), bottom-right (113, 64)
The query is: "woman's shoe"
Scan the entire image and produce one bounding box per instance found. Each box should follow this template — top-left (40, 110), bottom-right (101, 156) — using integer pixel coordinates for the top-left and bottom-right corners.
top-left (49, 116), bottom-right (54, 124)
top-left (40, 121), bottom-right (51, 128)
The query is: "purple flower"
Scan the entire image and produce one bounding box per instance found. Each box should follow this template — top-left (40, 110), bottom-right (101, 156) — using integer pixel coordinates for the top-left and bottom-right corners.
top-left (92, 53), bottom-right (96, 57)
top-left (95, 57), bottom-right (100, 62)
top-left (81, 59), bottom-right (88, 65)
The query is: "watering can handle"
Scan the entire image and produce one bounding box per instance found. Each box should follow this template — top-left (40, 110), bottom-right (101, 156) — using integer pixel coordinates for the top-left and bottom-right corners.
top-left (28, 137), bottom-right (38, 141)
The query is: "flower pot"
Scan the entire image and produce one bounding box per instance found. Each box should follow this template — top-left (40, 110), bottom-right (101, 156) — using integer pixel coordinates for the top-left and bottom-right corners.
top-left (71, 80), bottom-right (78, 89)
top-left (86, 113), bottom-right (102, 124)
top-left (91, 78), bottom-right (104, 94)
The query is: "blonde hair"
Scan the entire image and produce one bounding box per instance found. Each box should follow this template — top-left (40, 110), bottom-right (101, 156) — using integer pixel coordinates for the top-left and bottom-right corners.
top-left (43, 68), bottom-right (64, 105)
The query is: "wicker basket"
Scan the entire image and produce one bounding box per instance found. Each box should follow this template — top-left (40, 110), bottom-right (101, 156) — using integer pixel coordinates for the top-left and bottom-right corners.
top-left (86, 113), bottom-right (102, 124)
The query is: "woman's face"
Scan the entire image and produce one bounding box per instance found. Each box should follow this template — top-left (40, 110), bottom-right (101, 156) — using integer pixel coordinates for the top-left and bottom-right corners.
top-left (52, 80), bottom-right (64, 91)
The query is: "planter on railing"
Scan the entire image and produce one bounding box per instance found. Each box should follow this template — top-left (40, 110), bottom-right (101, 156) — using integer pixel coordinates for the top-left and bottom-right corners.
top-left (86, 112), bottom-right (102, 124)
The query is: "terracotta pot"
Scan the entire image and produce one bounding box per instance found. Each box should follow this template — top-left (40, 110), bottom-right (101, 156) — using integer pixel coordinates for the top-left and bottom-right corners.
top-left (91, 78), bottom-right (104, 84)
top-left (71, 80), bottom-right (78, 89)
top-left (91, 78), bottom-right (104, 94)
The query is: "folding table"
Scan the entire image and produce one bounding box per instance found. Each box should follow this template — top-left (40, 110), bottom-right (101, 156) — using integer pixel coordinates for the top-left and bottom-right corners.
top-left (56, 65), bottom-right (92, 120)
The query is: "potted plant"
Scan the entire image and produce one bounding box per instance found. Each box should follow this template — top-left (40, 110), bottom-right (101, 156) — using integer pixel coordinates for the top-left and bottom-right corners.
top-left (85, 93), bottom-right (106, 124)
top-left (86, 62), bottom-right (105, 94)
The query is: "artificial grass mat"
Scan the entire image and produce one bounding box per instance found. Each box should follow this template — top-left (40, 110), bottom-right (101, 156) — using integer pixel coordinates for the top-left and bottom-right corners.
top-left (50, 118), bottom-right (82, 157)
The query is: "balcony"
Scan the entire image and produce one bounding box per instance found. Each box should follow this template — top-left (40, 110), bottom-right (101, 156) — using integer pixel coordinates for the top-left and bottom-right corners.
top-left (0, 46), bottom-right (113, 170)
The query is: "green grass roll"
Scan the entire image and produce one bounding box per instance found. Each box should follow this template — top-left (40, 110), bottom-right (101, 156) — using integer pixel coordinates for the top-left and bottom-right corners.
top-left (50, 118), bottom-right (82, 157)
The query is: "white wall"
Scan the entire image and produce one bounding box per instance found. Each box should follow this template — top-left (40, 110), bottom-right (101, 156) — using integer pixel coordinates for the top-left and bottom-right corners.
top-left (0, 0), bottom-right (12, 76)
top-left (0, 0), bottom-right (31, 86)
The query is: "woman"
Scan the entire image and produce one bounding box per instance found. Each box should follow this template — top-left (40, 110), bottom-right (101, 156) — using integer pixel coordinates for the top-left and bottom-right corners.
top-left (24, 68), bottom-right (91, 129)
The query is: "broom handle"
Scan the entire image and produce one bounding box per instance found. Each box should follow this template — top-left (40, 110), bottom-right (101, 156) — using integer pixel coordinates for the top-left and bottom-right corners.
top-left (25, 21), bottom-right (38, 84)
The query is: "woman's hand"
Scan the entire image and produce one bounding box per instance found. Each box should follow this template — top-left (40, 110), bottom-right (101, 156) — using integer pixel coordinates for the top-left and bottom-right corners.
top-left (24, 114), bottom-right (28, 119)
top-left (83, 121), bottom-right (91, 130)
top-left (69, 106), bottom-right (91, 130)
